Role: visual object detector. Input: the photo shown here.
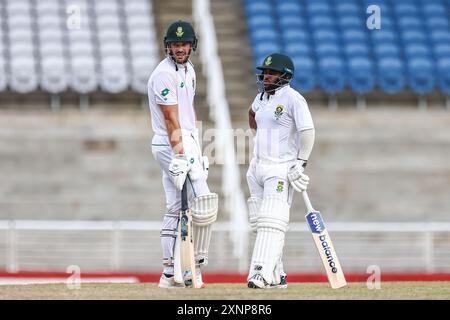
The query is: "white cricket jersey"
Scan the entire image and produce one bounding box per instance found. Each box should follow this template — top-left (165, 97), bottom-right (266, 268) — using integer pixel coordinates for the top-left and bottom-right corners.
top-left (147, 57), bottom-right (197, 136)
top-left (251, 85), bottom-right (314, 163)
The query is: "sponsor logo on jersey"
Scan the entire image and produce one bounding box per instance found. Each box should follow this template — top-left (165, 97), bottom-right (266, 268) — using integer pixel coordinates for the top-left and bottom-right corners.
top-left (161, 88), bottom-right (170, 97)
top-left (180, 82), bottom-right (184, 88)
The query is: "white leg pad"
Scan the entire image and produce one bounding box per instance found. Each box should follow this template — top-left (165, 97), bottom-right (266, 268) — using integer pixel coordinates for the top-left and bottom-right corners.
top-left (248, 195), bottom-right (290, 284)
top-left (247, 197), bottom-right (261, 233)
top-left (191, 193), bottom-right (218, 266)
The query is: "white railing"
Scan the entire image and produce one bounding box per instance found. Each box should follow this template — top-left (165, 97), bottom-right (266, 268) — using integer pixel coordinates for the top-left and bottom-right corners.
top-left (192, 0), bottom-right (249, 272)
top-left (0, 220), bottom-right (449, 274)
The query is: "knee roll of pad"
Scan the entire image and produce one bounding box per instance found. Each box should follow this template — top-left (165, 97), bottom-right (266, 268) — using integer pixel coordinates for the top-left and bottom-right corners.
top-left (247, 197), bottom-right (261, 233)
top-left (191, 193), bottom-right (218, 226)
top-left (256, 195), bottom-right (290, 233)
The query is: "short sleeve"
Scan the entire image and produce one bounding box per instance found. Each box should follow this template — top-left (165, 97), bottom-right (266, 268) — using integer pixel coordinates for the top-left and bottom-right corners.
top-left (251, 95), bottom-right (260, 113)
top-left (292, 94), bottom-right (314, 132)
top-left (150, 71), bottom-right (177, 105)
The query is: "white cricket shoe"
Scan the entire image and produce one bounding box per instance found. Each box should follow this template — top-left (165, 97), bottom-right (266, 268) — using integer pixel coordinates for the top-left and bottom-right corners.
top-left (247, 274), bottom-right (269, 289)
top-left (158, 273), bottom-right (185, 289)
top-left (184, 268), bottom-right (206, 288)
top-left (269, 275), bottom-right (288, 289)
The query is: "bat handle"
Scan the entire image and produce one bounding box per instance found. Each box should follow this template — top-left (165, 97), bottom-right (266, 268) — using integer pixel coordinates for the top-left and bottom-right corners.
top-left (302, 191), bottom-right (316, 213)
top-left (181, 180), bottom-right (189, 211)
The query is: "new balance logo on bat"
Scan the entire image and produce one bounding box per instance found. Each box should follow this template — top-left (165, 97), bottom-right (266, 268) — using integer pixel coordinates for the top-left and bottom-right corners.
top-left (306, 212), bottom-right (338, 274)
top-left (319, 234), bottom-right (338, 274)
top-left (306, 212), bottom-right (325, 233)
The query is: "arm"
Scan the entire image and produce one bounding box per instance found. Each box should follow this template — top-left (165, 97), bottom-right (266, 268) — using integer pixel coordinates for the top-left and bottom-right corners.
top-left (297, 128), bottom-right (315, 165)
top-left (249, 107), bottom-right (257, 132)
top-left (159, 104), bottom-right (184, 155)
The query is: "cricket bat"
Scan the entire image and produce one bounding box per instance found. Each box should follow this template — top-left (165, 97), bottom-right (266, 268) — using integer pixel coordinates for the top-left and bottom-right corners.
top-left (302, 191), bottom-right (347, 289)
top-left (179, 180), bottom-right (199, 288)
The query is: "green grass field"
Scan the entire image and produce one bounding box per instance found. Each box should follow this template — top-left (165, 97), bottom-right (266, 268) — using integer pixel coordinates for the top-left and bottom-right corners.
top-left (0, 282), bottom-right (449, 300)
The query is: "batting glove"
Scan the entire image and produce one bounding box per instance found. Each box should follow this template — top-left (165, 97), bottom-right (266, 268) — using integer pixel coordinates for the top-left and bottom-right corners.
top-left (169, 154), bottom-right (190, 190)
top-left (287, 160), bottom-right (310, 192)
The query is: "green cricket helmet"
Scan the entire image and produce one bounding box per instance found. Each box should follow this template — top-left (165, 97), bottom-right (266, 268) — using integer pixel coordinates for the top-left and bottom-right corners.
top-left (164, 20), bottom-right (198, 51)
top-left (256, 53), bottom-right (294, 93)
top-left (257, 53), bottom-right (294, 76)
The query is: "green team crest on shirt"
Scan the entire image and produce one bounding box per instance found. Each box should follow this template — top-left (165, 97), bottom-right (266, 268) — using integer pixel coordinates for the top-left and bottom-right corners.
top-left (276, 181), bottom-right (284, 193)
top-left (274, 104), bottom-right (284, 120)
top-left (180, 82), bottom-right (184, 88)
top-left (161, 88), bottom-right (170, 97)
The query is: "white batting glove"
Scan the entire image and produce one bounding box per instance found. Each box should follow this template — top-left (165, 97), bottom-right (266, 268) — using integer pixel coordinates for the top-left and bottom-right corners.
top-left (287, 160), bottom-right (310, 192)
top-left (169, 154), bottom-right (190, 190)
top-left (201, 156), bottom-right (209, 178)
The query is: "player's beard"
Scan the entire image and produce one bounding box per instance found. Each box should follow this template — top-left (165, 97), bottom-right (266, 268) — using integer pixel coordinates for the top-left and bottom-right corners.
top-left (173, 49), bottom-right (190, 64)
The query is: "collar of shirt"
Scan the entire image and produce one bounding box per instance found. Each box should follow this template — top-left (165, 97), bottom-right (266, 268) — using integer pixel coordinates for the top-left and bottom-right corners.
top-left (263, 84), bottom-right (290, 101)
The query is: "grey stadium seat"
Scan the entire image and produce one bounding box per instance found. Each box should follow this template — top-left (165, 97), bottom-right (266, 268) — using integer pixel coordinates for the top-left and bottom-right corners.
top-left (100, 56), bottom-right (129, 93)
top-left (131, 57), bottom-right (156, 94)
top-left (70, 56), bottom-right (98, 94)
top-left (40, 57), bottom-right (68, 94)
top-left (9, 57), bottom-right (38, 93)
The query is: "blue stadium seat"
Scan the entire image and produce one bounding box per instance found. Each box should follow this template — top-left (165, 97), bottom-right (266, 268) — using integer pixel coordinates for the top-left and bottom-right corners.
top-left (401, 30), bottom-right (427, 44)
top-left (291, 57), bottom-right (316, 93)
top-left (315, 43), bottom-right (341, 58)
top-left (373, 43), bottom-right (401, 59)
top-left (245, 2), bottom-right (272, 16)
top-left (430, 30), bottom-right (450, 45)
top-left (344, 43), bottom-right (370, 58)
top-left (433, 43), bottom-right (450, 59)
top-left (342, 30), bottom-right (367, 45)
top-left (306, 2), bottom-right (332, 15)
top-left (247, 15), bottom-right (276, 29)
top-left (285, 43), bottom-right (312, 57)
top-left (397, 17), bottom-right (423, 30)
top-left (425, 17), bottom-right (450, 31)
top-left (312, 29), bottom-right (339, 44)
top-left (394, 3), bottom-right (419, 16)
top-left (377, 58), bottom-right (405, 94)
top-left (371, 29), bottom-right (397, 44)
top-left (335, 3), bottom-right (360, 16)
top-left (422, 3), bottom-right (448, 19)
top-left (282, 29), bottom-right (310, 43)
top-left (276, 2), bottom-right (302, 15)
top-left (309, 16), bottom-right (335, 30)
top-left (249, 29), bottom-right (279, 47)
top-left (318, 57), bottom-right (346, 94)
top-left (338, 16), bottom-right (364, 30)
top-left (348, 57), bottom-right (375, 94)
top-left (407, 58), bottom-right (435, 94)
top-left (437, 58), bottom-right (450, 94)
top-left (278, 16), bottom-right (306, 29)
top-left (404, 44), bottom-right (432, 59)
top-left (253, 42), bottom-right (282, 65)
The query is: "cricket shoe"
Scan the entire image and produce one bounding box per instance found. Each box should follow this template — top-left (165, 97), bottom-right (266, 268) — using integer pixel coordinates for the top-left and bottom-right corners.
top-left (158, 273), bottom-right (185, 289)
top-left (183, 268), bottom-right (206, 288)
top-left (269, 275), bottom-right (288, 289)
top-left (247, 274), bottom-right (269, 289)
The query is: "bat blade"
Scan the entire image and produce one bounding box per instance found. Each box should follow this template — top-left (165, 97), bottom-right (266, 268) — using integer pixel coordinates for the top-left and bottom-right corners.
top-left (179, 181), bottom-right (199, 288)
top-left (305, 211), bottom-right (347, 289)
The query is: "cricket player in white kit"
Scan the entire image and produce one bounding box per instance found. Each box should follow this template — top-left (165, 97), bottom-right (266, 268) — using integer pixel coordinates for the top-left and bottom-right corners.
top-left (147, 20), bottom-right (218, 289)
top-left (247, 53), bottom-right (315, 289)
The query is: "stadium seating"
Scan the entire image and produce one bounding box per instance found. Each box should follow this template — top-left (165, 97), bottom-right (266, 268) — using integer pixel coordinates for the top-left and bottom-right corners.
top-left (244, 0), bottom-right (450, 97)
top-left (0, 0), bottom-right (158, 96)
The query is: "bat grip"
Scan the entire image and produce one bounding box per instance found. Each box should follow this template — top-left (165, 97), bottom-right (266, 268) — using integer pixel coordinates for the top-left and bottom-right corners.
top-left (302, 191), bottom-right (315, 212)
top-left (181, 180), bottom-right (188, 211)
